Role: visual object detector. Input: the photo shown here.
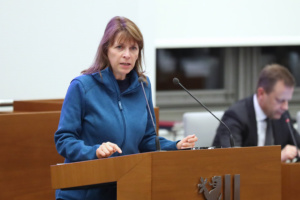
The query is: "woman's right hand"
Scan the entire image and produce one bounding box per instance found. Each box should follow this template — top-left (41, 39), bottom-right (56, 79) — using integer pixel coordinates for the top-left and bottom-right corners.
top-left (96, 142), bottom-right (122, 159)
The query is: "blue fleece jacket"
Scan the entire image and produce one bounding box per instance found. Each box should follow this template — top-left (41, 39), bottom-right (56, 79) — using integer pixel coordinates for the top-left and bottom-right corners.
top-left (54, 67), bottom-right (178, 199)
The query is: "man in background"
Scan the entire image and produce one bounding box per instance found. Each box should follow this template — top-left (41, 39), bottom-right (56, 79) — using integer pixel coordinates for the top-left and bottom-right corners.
top-left (213, 64), bottom-right (300, 162)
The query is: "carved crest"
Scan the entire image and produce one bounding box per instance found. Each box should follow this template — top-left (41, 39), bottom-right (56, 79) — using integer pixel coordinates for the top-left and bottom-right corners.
top-left (198, 176), bottom-right (222, 200)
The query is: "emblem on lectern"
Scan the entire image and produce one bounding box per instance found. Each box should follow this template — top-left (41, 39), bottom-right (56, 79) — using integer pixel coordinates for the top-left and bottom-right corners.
top-left (198, 174), bottom-right (240, 200)
top-left (198, 176), bottom-right (222, 200)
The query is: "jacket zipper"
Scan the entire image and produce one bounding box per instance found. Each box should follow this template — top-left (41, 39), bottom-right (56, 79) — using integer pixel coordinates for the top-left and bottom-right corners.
top-left (118, 100), bottom-right (123, 110)
top-left (117, 96), bottom-right (126, 149)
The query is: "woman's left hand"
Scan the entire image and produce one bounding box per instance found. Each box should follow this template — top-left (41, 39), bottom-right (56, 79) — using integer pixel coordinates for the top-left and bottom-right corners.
top-left (176, 134), bottom-right (198, 149)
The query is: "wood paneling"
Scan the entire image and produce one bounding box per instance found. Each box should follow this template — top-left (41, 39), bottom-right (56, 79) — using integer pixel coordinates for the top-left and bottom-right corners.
top-left (0, 111), bottom-right (64, 199)
top-left (13, 99), bottom-right (160, 134)
top-left (13, 99), bottom-right (64, 112)
top-left (281, 162), bottom-right (300, 199)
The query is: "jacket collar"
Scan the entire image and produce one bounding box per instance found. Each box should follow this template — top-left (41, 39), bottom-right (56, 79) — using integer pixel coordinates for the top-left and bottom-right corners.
top-left (91, 67), bottom-right (141, 93)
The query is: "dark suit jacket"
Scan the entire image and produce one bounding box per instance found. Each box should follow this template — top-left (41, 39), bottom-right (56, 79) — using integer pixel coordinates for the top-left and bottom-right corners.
top-left (212, 95), bottom-right (300, 149)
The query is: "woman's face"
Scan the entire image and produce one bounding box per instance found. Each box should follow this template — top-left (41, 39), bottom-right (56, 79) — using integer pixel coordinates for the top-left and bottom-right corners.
top-left (107, 33), bottom-right (139, 80)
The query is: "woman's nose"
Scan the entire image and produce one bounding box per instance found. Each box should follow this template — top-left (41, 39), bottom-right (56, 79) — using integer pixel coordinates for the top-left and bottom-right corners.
top-left (122, 48), bottom-right (130, 58)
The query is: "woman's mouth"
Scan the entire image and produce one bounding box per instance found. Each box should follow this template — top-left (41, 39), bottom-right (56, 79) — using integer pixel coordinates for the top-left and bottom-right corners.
top-left (120, 62), bottom-right (130, 66)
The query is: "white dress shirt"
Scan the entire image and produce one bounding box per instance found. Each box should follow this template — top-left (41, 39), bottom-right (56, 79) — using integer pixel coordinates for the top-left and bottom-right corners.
top-left (253, 94), bottom-right (268, 146)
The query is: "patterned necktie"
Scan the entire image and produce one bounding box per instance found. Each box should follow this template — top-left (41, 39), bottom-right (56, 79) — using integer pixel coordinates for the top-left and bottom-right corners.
top-left (265, 118), bottom-right (274, 145)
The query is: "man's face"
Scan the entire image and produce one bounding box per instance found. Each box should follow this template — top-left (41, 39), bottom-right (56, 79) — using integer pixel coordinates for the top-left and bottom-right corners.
top-left (258, 80), bottom-right (294, 119)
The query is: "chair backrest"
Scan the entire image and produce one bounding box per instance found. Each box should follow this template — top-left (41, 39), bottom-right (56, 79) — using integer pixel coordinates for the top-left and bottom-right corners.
top-left (297, 111), bottom-right (300, 133)
top-left (183, 111), bottom-right (224, 148)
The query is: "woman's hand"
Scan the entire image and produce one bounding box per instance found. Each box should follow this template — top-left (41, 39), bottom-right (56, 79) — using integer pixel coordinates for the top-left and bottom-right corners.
top-left (96, 142), bottom-right (122, 159)
top-left (176, 134), bottom-right (198, 149)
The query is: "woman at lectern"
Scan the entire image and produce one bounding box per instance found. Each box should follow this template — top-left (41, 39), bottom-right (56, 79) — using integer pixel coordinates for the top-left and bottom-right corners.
top-left (54, 16), bottom-right (197, 200)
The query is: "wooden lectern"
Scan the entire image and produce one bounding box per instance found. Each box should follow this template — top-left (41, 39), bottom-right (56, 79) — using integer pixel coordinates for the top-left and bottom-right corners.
top-left (51, 146), bottom-right (281, 200)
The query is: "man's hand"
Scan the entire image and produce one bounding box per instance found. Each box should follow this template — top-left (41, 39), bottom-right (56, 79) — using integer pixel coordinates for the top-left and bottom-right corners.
top-left (281, 144), bottom-right (300, 162)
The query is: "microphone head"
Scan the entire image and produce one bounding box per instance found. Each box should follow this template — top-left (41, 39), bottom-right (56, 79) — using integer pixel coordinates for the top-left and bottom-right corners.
top-left (138, 77), bottom-right (144, 83)
top-left (283, 112), bottom-right (290, 122)
top-left (173, 77), bottom-right (180, 85)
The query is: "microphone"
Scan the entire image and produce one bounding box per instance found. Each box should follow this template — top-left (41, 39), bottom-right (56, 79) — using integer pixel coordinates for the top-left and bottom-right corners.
top-left (138, 77), bottom-right (161, 151)
top-left (173, 77), bottom-right (235, 148)
top-left (285, 115), bottom-right (300, 162)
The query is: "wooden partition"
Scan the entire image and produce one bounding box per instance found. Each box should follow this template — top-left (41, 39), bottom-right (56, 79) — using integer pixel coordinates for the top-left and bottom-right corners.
top-left (51, 146), bottom-right (281, 200)
top-left (281, 162), bottom-right (300, 199)
top-left (12, 99), bottom-right (160, 133)
top-left (13, 99), bottom-right (64, 112)
top-left (0, 111), bottom-right (64, 200)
